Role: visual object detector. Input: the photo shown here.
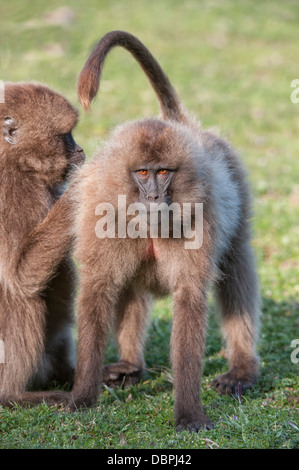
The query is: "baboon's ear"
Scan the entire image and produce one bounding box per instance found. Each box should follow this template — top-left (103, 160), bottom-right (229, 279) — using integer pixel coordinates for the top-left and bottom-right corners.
top-left (3, 116), bottom-right (19, 145)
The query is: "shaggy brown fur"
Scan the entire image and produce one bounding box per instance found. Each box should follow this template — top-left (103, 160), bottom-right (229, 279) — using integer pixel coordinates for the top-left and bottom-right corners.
top-left (0, 82), bottom-right (84, 406)
top-left (70, 31), bottom-right (260, 432)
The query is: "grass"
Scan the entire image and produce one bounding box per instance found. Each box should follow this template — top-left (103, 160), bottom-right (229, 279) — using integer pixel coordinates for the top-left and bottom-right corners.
top-left (0, 0), bottom-right (298, 450)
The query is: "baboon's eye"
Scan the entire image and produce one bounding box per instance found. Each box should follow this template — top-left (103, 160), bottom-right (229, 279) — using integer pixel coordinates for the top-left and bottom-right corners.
top-left (158, 169), bottom-right (168, 175)
top-left (138, 169), bottom-right (148, 176)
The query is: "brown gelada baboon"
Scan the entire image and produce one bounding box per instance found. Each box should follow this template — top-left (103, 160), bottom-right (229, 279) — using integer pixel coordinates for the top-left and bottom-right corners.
top-left (70, 31), bottom-right (260, 432)
top-left (0, 82), bottom-right (84, 406)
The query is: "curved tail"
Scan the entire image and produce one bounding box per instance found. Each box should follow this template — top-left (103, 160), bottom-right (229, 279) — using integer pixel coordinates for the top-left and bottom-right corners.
top-left (77, 30), bottom-right (185, 121)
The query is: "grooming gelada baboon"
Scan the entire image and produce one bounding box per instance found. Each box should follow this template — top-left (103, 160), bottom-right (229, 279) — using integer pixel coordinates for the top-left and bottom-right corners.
top-left (0, 82), bottom-right (84, 406)
top-left (70, 31), bottom-right (260, 432)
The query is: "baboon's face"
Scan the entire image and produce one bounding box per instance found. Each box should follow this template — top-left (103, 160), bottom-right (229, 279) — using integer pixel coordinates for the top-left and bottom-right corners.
top-left (131, 165), bottom-right (175, 209)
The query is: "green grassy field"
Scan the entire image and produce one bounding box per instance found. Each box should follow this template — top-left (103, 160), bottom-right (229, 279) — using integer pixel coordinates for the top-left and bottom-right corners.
top-left (0, 0), bottom-right (298, 450)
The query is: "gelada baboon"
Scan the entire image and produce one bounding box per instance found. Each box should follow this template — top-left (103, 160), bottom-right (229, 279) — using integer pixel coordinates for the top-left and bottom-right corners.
top-left (0, 81), bottom-right (84, 406)
top-left (70, 31), bottom-right (260, 432)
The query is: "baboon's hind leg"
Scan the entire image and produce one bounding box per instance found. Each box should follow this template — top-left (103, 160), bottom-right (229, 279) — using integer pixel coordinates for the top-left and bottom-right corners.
top-left (212, 241), bottom-right (260, 395)
top-left (103, 288), bottom-right (150, 389)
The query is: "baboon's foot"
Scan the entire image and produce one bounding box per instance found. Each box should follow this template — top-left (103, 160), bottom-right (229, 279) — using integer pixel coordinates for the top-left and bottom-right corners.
top-left (68, 394), bottom-right (97, 412)
top-left (176, 413), bottom-right (214, 433)
top-left (211, 370), bottom-right (257, 396)
top-left (103, 360), bottom-right (144, 389)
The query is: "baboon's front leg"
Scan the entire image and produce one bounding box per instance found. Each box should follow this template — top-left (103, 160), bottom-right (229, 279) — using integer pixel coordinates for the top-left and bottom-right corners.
top-left (171, 284), bottom-right (214, 432)
top-left (69, 281), bottom-right (115, 410)
top-left (103, 288), bottom-right (150, 389)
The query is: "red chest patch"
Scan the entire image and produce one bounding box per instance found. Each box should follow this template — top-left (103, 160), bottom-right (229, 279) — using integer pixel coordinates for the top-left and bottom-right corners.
top-left (145, 239), bottom-right (158, 261)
